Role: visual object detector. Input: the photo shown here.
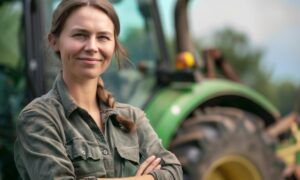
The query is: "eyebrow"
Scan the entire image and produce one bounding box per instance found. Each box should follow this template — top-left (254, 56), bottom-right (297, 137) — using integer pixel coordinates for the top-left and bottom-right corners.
top-left (70, 28), bottom-right (113, 36)
top-left (71, 28), bottom-right (88, 33)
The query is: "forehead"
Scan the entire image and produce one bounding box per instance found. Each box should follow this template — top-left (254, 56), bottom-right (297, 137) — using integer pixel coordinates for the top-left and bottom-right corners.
top-left (63, 6), bottom-right (114, 32)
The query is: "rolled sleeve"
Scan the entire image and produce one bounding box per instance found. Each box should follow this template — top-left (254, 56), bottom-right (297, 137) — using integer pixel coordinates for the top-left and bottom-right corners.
top-left (15, 108), bottom-right (75, 180)
top-left (135, 109), bottom-right (183, 180)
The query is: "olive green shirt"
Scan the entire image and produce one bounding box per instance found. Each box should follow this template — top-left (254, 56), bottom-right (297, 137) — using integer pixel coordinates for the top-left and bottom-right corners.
top-left (14, 74), bottom-right (182, 180)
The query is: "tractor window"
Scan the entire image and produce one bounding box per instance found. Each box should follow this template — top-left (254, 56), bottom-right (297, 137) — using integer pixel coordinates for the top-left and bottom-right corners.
top-left (157, 0), bottom-right (177, 61)
top-left (103, 0), bottom-right (157, 108)
top-left (157, 0), bottom-right (176, 37)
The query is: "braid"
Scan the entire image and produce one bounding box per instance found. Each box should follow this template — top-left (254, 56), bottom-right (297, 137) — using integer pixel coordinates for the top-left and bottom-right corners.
top-left (97, 77), bottom-right (135, 133)
top-left (97, 77), bottom-right (116, 108)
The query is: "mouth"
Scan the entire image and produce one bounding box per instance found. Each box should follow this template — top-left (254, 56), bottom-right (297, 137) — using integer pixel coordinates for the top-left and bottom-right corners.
top-left (77, 57), bottom-right (104, 62)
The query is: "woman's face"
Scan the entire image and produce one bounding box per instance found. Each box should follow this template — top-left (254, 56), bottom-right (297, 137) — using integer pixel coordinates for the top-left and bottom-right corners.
top-left (52, 6), bottom-right (115, 81)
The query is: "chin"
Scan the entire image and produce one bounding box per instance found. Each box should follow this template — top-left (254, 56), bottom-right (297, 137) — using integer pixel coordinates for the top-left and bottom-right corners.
top-left (79, 71), bottom-right (101, 80)
top-left (75, 66), bottom-right (107, 80)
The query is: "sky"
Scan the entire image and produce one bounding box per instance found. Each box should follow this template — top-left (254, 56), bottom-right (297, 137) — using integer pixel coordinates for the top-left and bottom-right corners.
top-left (189, 0), bottom-right (300, 84)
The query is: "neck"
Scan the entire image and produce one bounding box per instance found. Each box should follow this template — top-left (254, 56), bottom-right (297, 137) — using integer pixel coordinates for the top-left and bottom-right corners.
top-left (63, 73), bottom-right (99, 111)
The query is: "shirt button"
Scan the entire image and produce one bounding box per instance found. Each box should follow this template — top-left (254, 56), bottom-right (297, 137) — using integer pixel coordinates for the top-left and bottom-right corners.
top-left (103, 149), bottom-right (108, 155)
top-left (82, 150), bottom-right (86, 155)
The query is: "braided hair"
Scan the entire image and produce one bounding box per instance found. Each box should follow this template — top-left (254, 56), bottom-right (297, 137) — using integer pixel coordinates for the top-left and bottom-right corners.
top-left (97, 77), bottom-right (135, 133)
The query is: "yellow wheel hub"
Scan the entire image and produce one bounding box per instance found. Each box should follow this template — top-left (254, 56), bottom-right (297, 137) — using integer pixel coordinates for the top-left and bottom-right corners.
top-left (204, 155), bottom-right (262, 180)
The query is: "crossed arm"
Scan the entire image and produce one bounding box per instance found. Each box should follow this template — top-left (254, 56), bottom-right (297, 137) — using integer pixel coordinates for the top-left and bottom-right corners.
top-left (97, 155), bottom-right (161, 180)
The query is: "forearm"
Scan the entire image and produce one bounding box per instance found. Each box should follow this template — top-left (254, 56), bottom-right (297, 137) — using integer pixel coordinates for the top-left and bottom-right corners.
top-left (97, 175), bottom-right (154, 180)
top-left (136, 111), bottom-right (183, 180)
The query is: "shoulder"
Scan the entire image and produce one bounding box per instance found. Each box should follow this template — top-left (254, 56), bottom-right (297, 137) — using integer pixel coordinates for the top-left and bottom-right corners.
top-left (17, 90), bottom-right (62, 125)
top-left (114, 102), bottom-right (145, 123)
top-left (21, 90), bottom-right (60, 113)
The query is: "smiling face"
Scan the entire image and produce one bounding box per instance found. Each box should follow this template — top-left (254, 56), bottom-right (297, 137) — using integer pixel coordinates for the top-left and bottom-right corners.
top-left (50, 6), bottom-right (115, 81)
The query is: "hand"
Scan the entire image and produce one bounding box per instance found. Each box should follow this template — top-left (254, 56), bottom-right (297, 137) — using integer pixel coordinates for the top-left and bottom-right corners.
top-left (135, 155), bottom-right (161, 176)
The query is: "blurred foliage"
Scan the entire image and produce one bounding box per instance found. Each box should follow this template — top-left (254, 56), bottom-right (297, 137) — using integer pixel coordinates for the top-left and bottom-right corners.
top-left (274, 81), bottom-right (300, 115)
top-left (0, 2), bottom-right (22, 70)
top-left (0, 1), bottom-right (25, 112)
top-left (196, 28), bottom-right (300, 115)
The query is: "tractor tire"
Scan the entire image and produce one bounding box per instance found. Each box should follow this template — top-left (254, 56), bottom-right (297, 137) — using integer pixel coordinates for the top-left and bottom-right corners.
top-left (169, 107), bottom-right (284, 180)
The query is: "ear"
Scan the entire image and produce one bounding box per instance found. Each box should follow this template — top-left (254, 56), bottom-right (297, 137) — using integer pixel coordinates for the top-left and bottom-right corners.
top-left (48, 33), bottom-right (59, 51)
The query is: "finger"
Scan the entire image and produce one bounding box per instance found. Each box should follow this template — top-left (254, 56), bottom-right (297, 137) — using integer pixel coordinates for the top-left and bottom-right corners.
top-left (154, 164), bottom-right (161, 170)
top-left (135, 156), bottom-right (156, 176)
top-left (135, 155), bottom-right (156, 176)
top-left (143, 158), bottom-right (161, 175)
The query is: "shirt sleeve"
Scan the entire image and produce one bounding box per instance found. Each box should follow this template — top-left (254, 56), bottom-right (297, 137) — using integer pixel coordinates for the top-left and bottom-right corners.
top-left (135, 109), bottom-right (183, 180)
top-left (15, 107), bottom-right (75, 180)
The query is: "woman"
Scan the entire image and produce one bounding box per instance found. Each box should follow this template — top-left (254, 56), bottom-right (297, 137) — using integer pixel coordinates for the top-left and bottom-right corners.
top-left (14, 0), bottom-right (182, 179)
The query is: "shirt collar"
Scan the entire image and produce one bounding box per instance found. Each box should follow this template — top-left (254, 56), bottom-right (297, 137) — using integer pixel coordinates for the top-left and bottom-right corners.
top-left (100, 102), bottom-right (118, 122)
top-left (53, 73), bottom-right (78, 118)
top-left (53, 72), bottom-right (119, 119)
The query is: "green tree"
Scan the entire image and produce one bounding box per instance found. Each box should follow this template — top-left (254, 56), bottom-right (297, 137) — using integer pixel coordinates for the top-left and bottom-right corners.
top-left (0, 2), bottom-right (22, 70)
top-left (273, 81), bottom-right (300, 115)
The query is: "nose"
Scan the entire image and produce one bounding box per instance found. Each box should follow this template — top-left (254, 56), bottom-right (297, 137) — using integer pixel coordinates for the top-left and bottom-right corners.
top-left (84, 37), bottom-right (98, 53)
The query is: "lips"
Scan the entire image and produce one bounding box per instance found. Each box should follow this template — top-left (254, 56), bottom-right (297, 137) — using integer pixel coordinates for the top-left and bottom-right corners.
top-left (77, 57), bottom-right (103, 61)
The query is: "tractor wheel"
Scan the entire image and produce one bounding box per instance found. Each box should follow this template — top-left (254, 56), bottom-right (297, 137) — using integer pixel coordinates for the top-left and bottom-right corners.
top-left (169, 107), bottom-right (284, 180)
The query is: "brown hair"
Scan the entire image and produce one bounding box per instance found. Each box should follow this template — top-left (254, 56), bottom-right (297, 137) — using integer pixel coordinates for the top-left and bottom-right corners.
top-left (50, 0), bottom-right (134, 132)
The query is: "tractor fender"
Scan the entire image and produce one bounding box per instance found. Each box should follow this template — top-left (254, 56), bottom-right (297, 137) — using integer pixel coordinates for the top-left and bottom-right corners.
top-left (144, 79), bottom-right (280, 147)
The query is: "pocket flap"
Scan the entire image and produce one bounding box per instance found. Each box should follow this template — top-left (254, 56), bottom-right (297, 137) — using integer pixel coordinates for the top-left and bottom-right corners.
top-left (116, 146), bottom-right (139, 164)
top-left (66, 139), bottom-right (102, 160)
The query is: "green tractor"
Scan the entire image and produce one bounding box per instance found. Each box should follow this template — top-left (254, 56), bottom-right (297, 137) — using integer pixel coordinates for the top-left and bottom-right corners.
top-left (1, 0), bottom-right (299, 179)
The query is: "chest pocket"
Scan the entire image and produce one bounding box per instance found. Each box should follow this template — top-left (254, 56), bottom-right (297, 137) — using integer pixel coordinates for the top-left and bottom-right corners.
top-left (66, 138), bottom-right (106, 178)
top-left (116, 146), bottom-right (140, 177)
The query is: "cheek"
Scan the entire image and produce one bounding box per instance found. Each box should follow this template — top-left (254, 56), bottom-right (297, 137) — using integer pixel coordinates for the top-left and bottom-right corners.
top-left (59, 40), bottom-right (83, 59)
top-left (103, 58), bottom-right (112, 69)
top-left (107, 43), bottom-right (116, 56)
top-left (101, 44), bottom-right (115, 60)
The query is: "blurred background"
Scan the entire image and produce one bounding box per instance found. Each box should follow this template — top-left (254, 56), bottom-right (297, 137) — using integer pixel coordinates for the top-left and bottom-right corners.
top-left (0, 0), bottom-right (299, 179)
top-left (158, 0), bottom-right (300, 115)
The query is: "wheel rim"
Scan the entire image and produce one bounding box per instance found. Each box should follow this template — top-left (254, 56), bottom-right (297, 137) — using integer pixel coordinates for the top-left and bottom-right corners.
top-left (204, 155), bottom-right (262, 180)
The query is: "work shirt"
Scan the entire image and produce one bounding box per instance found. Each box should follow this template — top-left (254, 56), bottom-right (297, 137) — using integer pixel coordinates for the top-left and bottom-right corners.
top-left (14, 74), bottom-right (182, 180)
